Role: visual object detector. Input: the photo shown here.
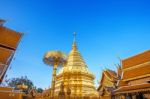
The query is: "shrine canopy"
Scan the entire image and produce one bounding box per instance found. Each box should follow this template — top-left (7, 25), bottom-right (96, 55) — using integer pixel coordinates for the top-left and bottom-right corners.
top-left (0, 22), bottom-right (22, 82)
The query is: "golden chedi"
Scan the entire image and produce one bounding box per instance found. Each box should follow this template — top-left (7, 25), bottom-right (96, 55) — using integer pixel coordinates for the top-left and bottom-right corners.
top-left (55, 33), bottom-right (98, 97)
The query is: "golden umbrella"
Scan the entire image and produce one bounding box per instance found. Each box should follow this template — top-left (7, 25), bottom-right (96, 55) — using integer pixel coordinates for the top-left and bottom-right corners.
top-left (43, 51), bottom-right (67, 98)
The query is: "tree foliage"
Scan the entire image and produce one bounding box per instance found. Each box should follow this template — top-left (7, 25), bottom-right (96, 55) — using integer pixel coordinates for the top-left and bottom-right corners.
top-left (36, 88), bottom-right (43, 93)
top-left (7, 76), bottom-right (33, 93)
top-left (5, 76), bottom-right (43, 94)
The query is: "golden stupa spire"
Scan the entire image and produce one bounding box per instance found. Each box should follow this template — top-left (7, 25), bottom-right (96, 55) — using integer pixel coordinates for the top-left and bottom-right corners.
top-left (72, 32), bottom-right (77, 50)
top-left (55, 32), bottom-right (98, 97)
top-left (73, 32), bottom-right (76, 42)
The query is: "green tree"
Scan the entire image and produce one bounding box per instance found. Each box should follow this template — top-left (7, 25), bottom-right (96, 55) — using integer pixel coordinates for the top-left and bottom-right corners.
top-left (36, 88), bottom-right (43, 93)
top-left (7, 76), bottom-right (34, 93)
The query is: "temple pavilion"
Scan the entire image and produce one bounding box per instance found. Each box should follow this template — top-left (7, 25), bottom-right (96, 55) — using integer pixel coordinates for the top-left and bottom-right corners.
top-left (97, 69), bottom-right (118, 99)
top-left (114, 50), bottom-right (150, 99)
top-left (98, 50), bottom-right (150, 99)
top-left (54, 34), bottom-right (98, 97)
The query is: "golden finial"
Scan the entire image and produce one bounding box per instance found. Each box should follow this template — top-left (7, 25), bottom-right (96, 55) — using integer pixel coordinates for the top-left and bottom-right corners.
top-left (72, 32), bottom-right (77, 50)
top-left (73, 32), bottom-right (76, 43)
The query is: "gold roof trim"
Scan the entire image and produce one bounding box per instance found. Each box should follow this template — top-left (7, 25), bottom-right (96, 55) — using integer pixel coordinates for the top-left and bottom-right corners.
top-left (115, 83), bottom-right (150, 94)
top-left (115, 88), bottom-right (150, 94)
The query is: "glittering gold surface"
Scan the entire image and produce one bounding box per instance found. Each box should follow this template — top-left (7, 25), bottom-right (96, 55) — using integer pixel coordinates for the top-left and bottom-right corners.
top-left (55, 41), bottom-right (98, 97)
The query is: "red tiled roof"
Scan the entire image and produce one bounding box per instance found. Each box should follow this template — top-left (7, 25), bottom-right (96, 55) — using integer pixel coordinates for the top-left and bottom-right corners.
top-left (0, 26), bottom-right (22, 83)
top-left (117, 80), bottom-right (127, 87)
top-left (0, 26), bottom-right (22, 50)
top-left (107, 69), bottom-right (117, 78)
top-left (98, 69), bottom-right (117, 88)
top-left (0, 47), bottom-right (13, 64)
top-left (122, 50), bottom-right (150, 69)
top-left (123, 64), bottom-right (150, 80)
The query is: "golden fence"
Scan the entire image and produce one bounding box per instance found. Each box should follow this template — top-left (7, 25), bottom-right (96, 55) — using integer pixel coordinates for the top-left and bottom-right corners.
top-left (33, 95), bottom-right (101, 99)
top-left (0, 90), bottom-right (23, 99)
top-left (35, 96), bottom-right (100, 99)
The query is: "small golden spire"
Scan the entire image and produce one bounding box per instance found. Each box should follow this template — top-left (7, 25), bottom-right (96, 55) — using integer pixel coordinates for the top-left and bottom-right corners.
top-left (73, 32), bottom-right (76, 43)
top-left (72, 32), bottom-right (77, 50)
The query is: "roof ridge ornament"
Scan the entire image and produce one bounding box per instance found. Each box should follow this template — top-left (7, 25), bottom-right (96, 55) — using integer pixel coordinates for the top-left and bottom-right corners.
top-left (0, 19), bottom-right (6, 26)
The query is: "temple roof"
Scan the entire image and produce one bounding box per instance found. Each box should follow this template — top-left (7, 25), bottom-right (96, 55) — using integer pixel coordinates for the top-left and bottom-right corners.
top-left (97, 69), bottom-right (117, 92)
top-left (121, 50), bottom-right (150, 81)
top-left (105, 69), bottom-right (117, 79)
top-left (0, 47), bottom-right (13, 64)
top-left (0, 25), bottom-right (22, 83)
top-left (122, 50), bottom-right (150, 69)
top-left (123, 63), bottom-right (150, 81)
top-left (0, 26), bottom-right (22, 50)
top-left (100, 69), bottom-right (117, 84)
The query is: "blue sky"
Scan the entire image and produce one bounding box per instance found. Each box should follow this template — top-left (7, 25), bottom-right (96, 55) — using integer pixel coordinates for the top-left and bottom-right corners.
top-left (0, 0), bottom-right (150, 89)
